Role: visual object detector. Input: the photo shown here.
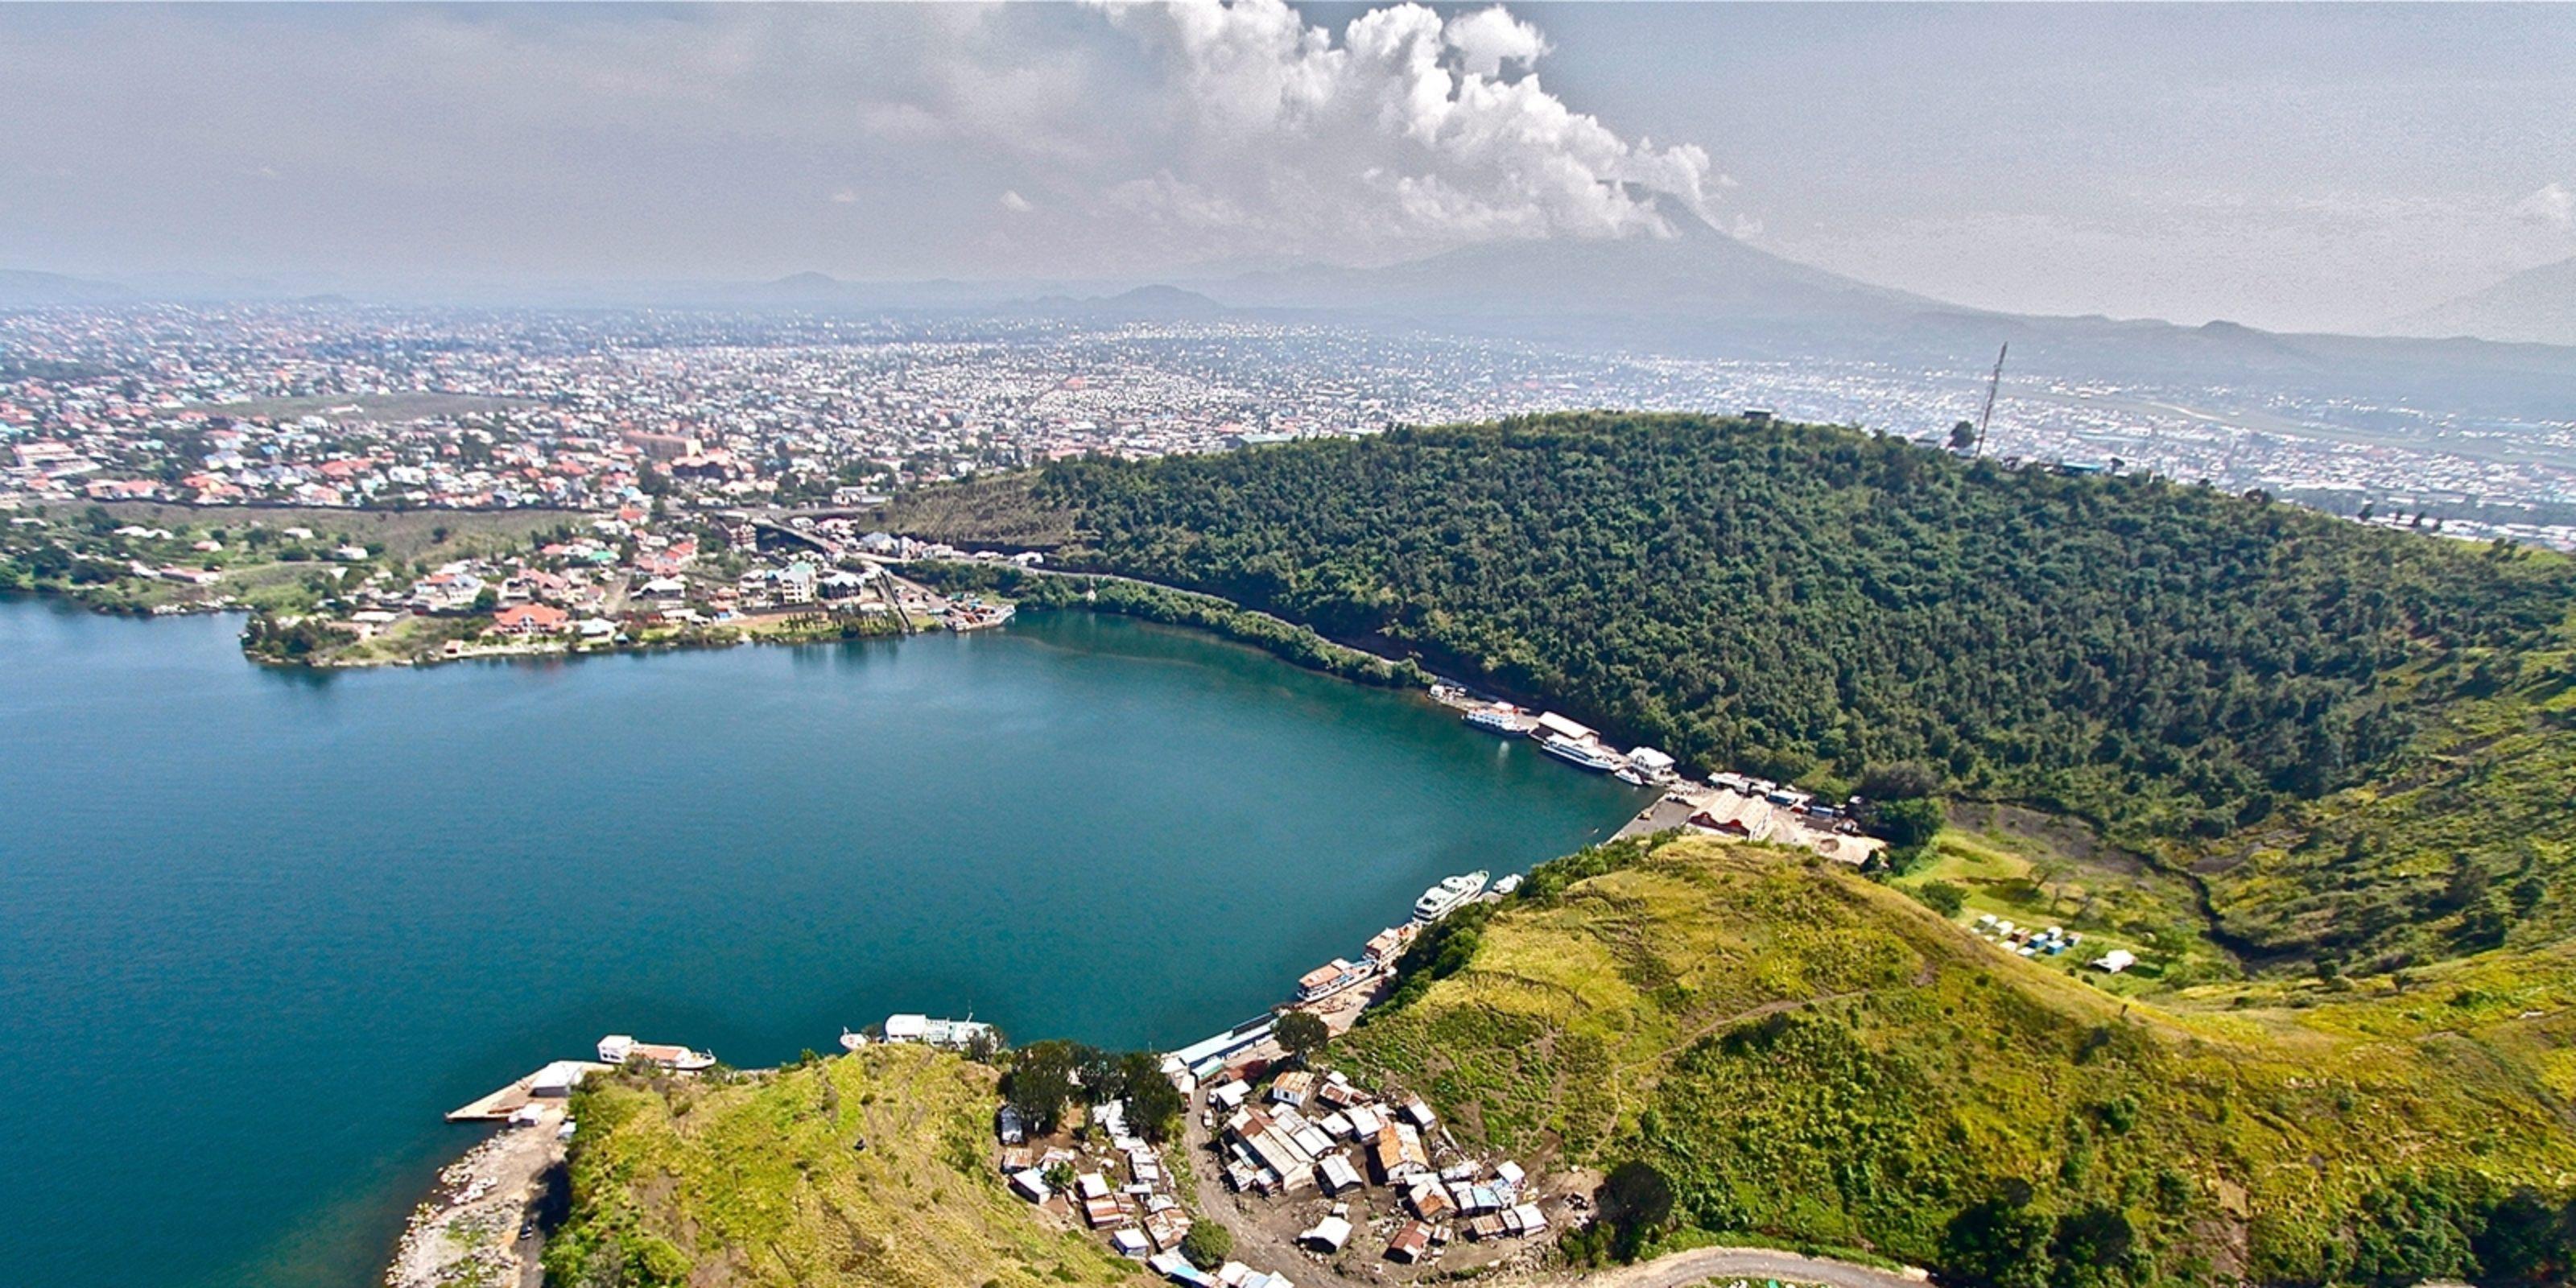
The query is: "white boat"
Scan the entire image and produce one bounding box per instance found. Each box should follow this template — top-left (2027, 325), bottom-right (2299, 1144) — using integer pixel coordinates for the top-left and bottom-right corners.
top-left (1539, 734), bottom-right (1627, 774)
top-left (1412, 870), bottom-right (1491, 923)
top-left (1463, 704), bottom-right (1538, 737)
top-left (1491, 873), bottom-right (1524, 897)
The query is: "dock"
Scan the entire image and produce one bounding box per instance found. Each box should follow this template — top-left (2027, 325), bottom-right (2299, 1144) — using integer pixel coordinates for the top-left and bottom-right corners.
top-left (446, 1060), bottom-right (610, 1121)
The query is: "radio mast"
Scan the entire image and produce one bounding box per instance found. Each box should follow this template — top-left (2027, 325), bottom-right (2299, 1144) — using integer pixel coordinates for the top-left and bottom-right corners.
top-left (1973, 344), bottom-right (2008, 457)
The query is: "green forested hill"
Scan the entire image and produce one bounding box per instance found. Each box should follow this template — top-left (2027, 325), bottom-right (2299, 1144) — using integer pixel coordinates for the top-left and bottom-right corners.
top-left (1013, 413), bottom-right (2576, 968)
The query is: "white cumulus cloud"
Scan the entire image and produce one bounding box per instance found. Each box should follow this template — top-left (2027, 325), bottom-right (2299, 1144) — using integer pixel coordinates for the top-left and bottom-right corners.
top-left (1087, 0), bottom-right (1725, 258)
top-left (998, 189), bottom-right (1034, 213)
top-left (1443, 6), bottom-right (1547, 79)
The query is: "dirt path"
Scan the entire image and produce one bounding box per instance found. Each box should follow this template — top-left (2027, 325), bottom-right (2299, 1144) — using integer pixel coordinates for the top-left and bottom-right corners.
top-left (1560, 1244), bottom-right (1926, 1288)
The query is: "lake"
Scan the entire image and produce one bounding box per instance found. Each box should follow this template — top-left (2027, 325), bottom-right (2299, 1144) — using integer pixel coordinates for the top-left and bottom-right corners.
top-left (0, 597), bottom-right (1637, 1288)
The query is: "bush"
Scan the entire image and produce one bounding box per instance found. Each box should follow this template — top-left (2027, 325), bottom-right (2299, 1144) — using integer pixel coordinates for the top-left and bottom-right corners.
top-left (1180, 1220), bottom-right (1232, 1269)
top-left (1915, 880), bottom-right (1968, 917)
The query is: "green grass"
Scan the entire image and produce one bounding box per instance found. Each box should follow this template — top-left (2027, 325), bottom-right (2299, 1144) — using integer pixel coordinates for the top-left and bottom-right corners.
top-left (1893, 818), bottom-right (2230, 993)
top-left (546, 1045), bottom-right (1149, 1288)
top-left (1339, 836), bottom-right (2576, 1284)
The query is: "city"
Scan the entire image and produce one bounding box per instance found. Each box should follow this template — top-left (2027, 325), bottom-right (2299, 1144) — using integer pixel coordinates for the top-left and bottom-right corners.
top-left (7, 303), bottom-right (2576, 552)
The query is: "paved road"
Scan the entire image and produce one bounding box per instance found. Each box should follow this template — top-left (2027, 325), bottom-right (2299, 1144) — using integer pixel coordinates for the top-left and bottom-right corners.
top-left (1571, 1245), bottom-right (1927, 1288)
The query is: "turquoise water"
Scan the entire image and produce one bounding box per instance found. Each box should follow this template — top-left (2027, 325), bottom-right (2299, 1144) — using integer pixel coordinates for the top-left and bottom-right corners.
top-left (0, 597), bottom-right (1637, 1288)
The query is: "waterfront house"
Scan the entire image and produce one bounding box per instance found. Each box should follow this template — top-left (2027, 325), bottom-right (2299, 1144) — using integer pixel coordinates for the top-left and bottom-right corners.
top-left (1295, 959), bottom-right (1365, 1002)
top-left (494, 603), bottom-right (571, 636)
top-left (1362, 925), bottom-right (1416, 967)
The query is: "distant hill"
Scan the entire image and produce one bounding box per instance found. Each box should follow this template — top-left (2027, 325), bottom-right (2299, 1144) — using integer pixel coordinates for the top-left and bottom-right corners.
top-left (1202, 209), bottom-right (2576, 423)
top-left (2388, 256), bottom-right (2576, 347)
top-left (0, 269), bottom-right (135, 307)
top-left (1216, 196), bottom-right (1951, 328)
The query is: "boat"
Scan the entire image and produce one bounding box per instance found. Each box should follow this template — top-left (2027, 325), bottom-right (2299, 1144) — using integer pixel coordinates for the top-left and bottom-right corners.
top-left (1539, 734), bottom-right (1628, 774)
top-left (1491, 873), bottom-right (1524, 896)
top-left (1463, 704), bottom-right (1538, 737)
top-left (946, 601), bottom-right (1016, 632)
top-left (1412, 870), bottom-right (1491, 923)
top-left (1614, 766), bottom-right (1647, 786)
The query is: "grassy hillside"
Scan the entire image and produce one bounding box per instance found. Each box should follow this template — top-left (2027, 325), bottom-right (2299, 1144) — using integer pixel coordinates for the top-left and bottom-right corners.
top-left (1338, 835), bottom-right (2576, 1286)
top-left (543, 1044), bottom-right (1147, 1288)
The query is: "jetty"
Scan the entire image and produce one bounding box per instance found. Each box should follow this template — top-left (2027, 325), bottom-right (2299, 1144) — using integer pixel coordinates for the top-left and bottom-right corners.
top-left (445, 1059), bottom-right (610, 1122)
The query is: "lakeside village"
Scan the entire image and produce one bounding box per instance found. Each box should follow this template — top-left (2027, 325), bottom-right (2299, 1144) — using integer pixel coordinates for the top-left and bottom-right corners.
top-left (0, 500), bottom-right (1030, 663)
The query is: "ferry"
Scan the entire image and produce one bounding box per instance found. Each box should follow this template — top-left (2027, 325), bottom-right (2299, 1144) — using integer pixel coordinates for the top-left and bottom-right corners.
top-left (1412, 870), bottom-right (1491, 923)
top-left (1463, 704), bottom-right (1539, 737)
top-left (1539, 734), bottom-right (1628, 774)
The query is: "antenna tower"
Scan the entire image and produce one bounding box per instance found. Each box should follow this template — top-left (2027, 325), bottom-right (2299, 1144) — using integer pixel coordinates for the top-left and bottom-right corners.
top-left (1973, 344), bottom-right (2008, 457)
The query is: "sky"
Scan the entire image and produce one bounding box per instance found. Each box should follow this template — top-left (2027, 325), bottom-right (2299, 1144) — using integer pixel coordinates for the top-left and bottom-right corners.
top-left (1, 2), bottom-right (2570, 332)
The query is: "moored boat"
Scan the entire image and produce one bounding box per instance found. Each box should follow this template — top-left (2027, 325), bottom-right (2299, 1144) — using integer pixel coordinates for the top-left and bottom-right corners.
top-left (1539, 734), bottom-right (1628, 774)
top-left (1463, 704), bottom-right (1539, 737)
top-left (1412, 869), bottom-right (1491, 923)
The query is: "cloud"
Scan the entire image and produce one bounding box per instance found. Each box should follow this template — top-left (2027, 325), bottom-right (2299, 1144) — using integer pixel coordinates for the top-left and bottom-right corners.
top-left (830, 188), bottom-right (860, 204)
top-left (1443, 6), bottom-right (1547, 79)
top-left (2514, 182), bottom-right (2574, 230)
top-left (1085, 0), bottom-right (1725, 258)
top-left (998, 189), bottom-right (1034, 213)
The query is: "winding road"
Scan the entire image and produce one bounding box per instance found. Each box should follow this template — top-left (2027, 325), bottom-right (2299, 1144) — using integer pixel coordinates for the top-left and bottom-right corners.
top-left (1571, 1245), bottom-right (1928, 1288)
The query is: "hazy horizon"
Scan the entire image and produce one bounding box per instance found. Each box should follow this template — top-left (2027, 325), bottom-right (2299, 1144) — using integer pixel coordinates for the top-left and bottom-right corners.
top-left (4, 2), bottom-right (2572, 332)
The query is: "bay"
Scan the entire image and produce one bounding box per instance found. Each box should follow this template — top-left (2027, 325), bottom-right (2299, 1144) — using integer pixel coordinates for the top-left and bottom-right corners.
top-left (0, 597), bottom-right (1636, 1288)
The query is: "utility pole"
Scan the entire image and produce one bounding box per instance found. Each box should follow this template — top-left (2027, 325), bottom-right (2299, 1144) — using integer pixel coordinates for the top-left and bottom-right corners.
top-left (1973, 343), bottom-right (2008, 457)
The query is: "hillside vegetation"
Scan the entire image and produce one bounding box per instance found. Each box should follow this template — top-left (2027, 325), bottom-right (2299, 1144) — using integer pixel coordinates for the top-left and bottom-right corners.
top-left (1339, 835), bottom-right (2576, 1287)
top-left (543, 1043), bottom-right (1146, 1288)
top-left (996, 414), bottom-right (2576, 969)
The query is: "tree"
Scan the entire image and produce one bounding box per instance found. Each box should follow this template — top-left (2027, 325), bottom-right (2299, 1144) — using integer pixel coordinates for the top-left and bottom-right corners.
top-left (2474, 1187), bottom-right (2576, 1286)
top-left (1860, 761), bottom-right (1941, 802)
top-left (1951, 420), bottom-right (1980, 452)
top-left (1868, 796), bottom-right (1945, 851)
top-left (1003, 1040), bottom-right (1082, 1133)
top-left (1274, 1010), bottom-right (1329, 1064)
top-left (1597, 1160), bottom-right (1675, 1261)
top-left (1916, 880), bottom-right (1968, 917)
top-left (1179, 1220), bottom-right (1233, 1269)
top-left (2050, 1203), bottom-right (2136, 1286)
top-left (1940, 1187), bottom-right (2054, 1288)
top-left (1119, 1051), bottom-right (1185, 1143)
